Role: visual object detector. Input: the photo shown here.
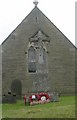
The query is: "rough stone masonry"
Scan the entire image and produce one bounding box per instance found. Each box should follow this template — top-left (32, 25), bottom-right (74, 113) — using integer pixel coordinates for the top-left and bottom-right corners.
top-left (2, 1), bottom-right (76, 97)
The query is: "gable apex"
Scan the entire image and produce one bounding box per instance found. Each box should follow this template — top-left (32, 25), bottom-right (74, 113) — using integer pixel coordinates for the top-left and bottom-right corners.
top-left (2, 5), bottom-right (75, 48)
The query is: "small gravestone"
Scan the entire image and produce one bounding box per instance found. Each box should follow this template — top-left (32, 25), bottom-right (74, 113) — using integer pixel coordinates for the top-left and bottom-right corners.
top-left (2, 91), bottom-right (17, 104)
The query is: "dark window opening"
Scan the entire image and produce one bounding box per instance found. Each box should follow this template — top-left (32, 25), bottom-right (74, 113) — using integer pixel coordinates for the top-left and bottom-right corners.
top-left (28, 62), bottom-right (36, 72)
top-left (28, 46), bottom-right (36, 73)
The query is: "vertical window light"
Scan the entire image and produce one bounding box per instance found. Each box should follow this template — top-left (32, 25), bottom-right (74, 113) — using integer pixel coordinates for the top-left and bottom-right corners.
top-left (43, 48), bottom-right (46, 64)
top-left (28, 46), bottom-right (36, 72)
top-left (38, 48), bottom-right (46, 64)
top-left (38, 47), bottom-right (47, 73)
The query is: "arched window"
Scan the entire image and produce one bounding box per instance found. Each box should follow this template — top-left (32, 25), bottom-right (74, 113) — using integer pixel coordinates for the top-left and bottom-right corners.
top-left (28, 46), bottom-right (36, 72)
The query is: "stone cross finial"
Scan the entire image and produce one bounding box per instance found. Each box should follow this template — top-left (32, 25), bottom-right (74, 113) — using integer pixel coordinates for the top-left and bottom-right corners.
top-left (33, 0), bottom-right (39, 7)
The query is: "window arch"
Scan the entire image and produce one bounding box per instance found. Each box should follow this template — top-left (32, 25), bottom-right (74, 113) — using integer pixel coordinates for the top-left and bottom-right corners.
top-left (28, 46), bottom-right (36, 72)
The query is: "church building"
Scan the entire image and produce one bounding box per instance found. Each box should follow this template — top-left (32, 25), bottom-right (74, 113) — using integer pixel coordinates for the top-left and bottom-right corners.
top-left (2, 1), bottom-right (76, 96)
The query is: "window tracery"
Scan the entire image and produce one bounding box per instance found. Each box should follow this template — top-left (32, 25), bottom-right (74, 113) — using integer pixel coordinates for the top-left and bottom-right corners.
top-left (28, 30), bottom-right (49, 73)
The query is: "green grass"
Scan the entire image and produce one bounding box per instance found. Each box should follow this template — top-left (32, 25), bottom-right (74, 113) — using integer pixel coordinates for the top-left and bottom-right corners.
top-left (0, 104), bottom-right (2, 119)
top-left (2, 96), bottom-right (75, 118)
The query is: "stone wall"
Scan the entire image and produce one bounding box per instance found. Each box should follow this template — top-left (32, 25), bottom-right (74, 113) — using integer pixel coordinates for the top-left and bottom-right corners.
top-left (2, 7), bottom-right (76, 96)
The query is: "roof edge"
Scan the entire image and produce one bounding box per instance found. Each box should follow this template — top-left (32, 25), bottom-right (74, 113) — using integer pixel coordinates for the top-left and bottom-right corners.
top-left (2, 6), bottom-right (76, 49)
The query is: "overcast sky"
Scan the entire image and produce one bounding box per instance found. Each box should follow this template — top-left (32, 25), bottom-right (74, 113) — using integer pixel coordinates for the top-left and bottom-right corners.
top-left (0, 0), bottom-right (76, 45)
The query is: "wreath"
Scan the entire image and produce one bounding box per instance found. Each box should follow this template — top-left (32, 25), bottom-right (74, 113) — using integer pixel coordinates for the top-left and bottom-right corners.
top-left (29, 93), bottom-right (50, 105)
top-left (38, 93), bottom-right (50, 100)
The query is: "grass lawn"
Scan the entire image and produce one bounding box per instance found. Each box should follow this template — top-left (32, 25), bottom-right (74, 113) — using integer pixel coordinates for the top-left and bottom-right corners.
top-left (2, 96), bottom-right (75, 118)
top-left (0, 104), bottom-right (2, 119)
